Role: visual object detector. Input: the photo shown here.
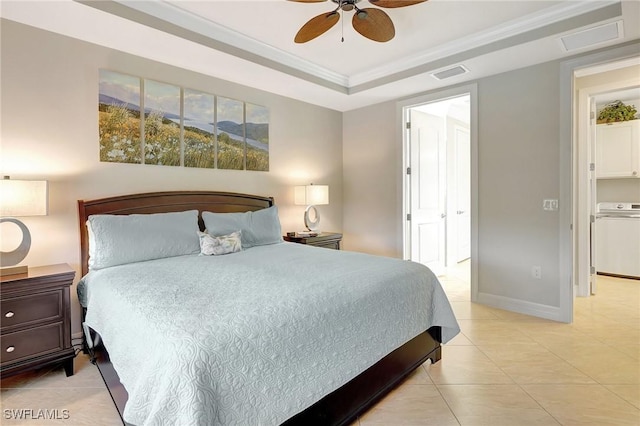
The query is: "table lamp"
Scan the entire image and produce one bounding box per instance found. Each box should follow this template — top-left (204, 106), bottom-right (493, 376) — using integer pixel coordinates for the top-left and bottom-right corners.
top-left (0, 176), bottom-right (48, 276)
top-left (294, 184), bottom-right (329, 232)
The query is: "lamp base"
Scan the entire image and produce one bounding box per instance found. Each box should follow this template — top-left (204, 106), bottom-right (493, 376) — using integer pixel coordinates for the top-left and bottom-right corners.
top-left (304, 205), bottom-right (321, 232)
top-left (0, 265), bottom-right (28, 277)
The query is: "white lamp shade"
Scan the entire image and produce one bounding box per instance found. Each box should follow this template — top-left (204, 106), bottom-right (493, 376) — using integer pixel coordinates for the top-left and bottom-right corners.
top-left (0, 179), bottom-right (48, 217)
top-left (294, 185), bottom-right (329, 206)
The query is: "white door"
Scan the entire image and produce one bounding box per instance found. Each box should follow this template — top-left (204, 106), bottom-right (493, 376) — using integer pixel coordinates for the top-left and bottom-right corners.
top-left (455, 125), bottom-right (471, 262)
top-left (409, 110), bottom-right (446, 275)
top-left (589, 96), bottom-right (598, 295)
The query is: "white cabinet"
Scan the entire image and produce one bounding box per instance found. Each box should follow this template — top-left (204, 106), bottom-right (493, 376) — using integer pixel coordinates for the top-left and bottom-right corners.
top-left (596, 120), bottom-right (640, 178)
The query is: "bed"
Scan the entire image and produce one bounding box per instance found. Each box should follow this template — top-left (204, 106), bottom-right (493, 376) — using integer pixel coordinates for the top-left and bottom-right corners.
top-left (77, 191), bottom-right (459, 426)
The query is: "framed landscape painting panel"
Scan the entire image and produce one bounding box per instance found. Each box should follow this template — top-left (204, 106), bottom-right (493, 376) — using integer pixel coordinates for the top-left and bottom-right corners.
top-left (184, 89), bottom-right (215, 169)
top-left (217, 96), bottom-right (245, 170)
top-left (98, 70), bottom-right (142, 164)
top-left (98, 70), bottom-right (269, 173)
top-left (245, 103), bottom-right (269, 172)
top-left (143, 79), bottom-right (181, 166)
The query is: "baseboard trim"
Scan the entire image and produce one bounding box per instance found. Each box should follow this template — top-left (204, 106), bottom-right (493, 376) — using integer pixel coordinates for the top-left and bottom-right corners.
top-left (476, 292), bottom-right (563, 322)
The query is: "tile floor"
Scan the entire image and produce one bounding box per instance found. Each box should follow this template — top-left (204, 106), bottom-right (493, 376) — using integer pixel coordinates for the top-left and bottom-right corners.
top-left (1, 267), bottom-right (638, 425)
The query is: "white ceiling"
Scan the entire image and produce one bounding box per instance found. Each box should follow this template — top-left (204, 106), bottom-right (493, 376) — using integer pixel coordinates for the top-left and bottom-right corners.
top-left (2, 0), bottom-right (639, 111)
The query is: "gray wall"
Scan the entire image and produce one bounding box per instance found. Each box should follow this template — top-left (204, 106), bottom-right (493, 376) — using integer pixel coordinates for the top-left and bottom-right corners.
top-left (477, 62), bottom-right (561, 306)
top-left (0, 20), bottom-right (343, 335)
top-left (344, 61), bottom-right (564, 312)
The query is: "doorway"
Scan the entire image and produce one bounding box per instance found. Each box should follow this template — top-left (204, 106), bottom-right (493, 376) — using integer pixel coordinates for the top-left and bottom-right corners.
top-left (574, 61), bottom-right (640, 298)
top-left (401, 85), bottom-right (477, 297)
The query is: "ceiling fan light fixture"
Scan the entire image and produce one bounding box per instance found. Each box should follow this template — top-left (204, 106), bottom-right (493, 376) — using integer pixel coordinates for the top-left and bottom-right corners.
top-left (291, 0), bottom-right (426, 43)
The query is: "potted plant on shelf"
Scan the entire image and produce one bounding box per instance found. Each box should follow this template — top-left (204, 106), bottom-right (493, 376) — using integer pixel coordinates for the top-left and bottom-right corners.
top-left (597, 100), bottom-right (638, 124)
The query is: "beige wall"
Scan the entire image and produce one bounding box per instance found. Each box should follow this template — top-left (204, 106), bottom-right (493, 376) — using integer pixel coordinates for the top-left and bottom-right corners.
top-left (342, 101), bottom-right (402, 257)
top-left (0, 20), bottom-right (343, 335)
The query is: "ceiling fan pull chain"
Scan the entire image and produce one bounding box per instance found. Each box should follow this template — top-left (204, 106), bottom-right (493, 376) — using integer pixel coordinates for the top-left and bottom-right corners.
top-left (341, 5), bottom-right (344, 42)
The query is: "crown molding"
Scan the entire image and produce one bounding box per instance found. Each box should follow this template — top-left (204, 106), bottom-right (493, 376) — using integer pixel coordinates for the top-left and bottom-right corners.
top-left (348, 0), bottom-right (621, 86)
top-left (115, 0), bottom-right (350, 87)
top-left (89, 0), bottom-right (622, 92)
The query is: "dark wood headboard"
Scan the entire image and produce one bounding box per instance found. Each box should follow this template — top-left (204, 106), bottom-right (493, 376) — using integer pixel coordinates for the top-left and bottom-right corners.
top-left (77, 191), bottom-right (275, 276)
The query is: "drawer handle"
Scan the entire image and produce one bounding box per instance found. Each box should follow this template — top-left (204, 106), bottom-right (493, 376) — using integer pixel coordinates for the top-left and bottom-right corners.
top-left (6, 346), bottom-right (15, 353)
top-left (4, 311), bottom-right (14, 318)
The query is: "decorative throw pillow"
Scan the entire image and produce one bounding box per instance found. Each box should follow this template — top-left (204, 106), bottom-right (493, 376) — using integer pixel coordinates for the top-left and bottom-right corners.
top-left (198, 231), bottom-right (242, 256)
top-left (202, 206), bottom-right (283, 248)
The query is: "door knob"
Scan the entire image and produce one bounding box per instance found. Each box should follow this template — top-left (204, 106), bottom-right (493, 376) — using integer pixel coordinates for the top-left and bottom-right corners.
top-left (457, 210), bottom-right (465, 215)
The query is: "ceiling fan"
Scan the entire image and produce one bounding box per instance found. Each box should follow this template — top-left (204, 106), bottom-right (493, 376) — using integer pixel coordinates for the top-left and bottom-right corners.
top-left (289, 0), bottom-right (427, 43)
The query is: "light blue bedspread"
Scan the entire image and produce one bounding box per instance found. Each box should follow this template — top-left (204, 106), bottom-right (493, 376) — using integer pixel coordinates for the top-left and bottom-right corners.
top-left (82, 242), bottom-right (459, 425)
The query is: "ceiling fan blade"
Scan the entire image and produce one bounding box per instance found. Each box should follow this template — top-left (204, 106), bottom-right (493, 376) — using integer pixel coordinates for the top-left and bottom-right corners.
top-left (369, 0), bottom-right (427, 8)
top-left (295, 12), bottom-right (340, 43)
top-left (352, 8), bottom-right (395, 42)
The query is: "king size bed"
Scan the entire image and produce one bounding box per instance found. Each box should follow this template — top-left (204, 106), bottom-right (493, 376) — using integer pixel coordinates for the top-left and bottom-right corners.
top-left (77, 191), bottom-right (459, 426)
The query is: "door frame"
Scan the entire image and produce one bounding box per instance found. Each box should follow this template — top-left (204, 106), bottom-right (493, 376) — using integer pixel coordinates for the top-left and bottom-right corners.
top-left (559, 42), bottom-right (640, 323)
top-left (576, 79), bottom-right (638, 298)
top-left (398, 83), bottom-right (478, 300)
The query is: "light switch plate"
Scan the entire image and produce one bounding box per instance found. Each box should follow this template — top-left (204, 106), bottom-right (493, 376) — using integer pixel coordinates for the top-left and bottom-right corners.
top-left (543, 199), bottom-right (559, 211)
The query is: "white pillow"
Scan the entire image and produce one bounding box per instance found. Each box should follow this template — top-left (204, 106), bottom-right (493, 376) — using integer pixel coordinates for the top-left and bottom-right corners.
top-left (202, 206), bottom-right (283, 248)
top-left (198, 231), bottom-right (242, 256)
top-left (87, 210), bottom-right (200, 270)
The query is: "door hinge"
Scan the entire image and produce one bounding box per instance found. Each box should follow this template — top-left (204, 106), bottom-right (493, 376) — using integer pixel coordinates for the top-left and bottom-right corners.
top-left (406, 213), bottom-right (411, 221)
top-left (590, 266), bottom-right (596, 275)
top-left (590, 163), bottom-right (595, 172)
top-left (590, 214), bottom-right (595, 223)
top-left (590, 111), bottom-right (595, 120)
top-left (406, 167), bottom-right (411, 175)
top-left (406, 122), bottom-right (411, 129)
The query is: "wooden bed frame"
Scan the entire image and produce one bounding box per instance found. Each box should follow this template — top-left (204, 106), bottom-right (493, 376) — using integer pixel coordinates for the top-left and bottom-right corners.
top-left (78, 191), bottom-right (443, 426)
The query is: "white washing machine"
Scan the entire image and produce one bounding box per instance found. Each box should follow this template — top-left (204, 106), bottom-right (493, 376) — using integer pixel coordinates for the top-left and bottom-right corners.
top-left (596, 202), bottom-right (640, 278)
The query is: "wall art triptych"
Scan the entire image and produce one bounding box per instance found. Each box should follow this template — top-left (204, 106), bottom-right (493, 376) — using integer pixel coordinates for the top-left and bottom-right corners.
top-left (98, 69), bottom-right (269, 171)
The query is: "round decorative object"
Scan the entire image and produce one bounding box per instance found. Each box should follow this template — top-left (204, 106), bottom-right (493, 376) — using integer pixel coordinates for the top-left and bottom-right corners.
top-left (304, 205), bottom-right (321, 232)
top-left (0, 218), bottom-right (31, 267)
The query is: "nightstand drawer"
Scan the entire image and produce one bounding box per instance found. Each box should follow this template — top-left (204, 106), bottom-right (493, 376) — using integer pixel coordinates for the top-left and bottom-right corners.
top-left (283, 232), bottom-right (342, 250)
top-left (1, 322), bottom-right (64, 364)
top-left (311, 240), bottom-right (341, 250)
top-left (1, 290), bottom-right (63, 330)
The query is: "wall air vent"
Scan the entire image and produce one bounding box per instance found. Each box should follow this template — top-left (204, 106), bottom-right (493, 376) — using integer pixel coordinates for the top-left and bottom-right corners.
top-left (559, 21), bottom-right (622, 52)
top-left (431, 65), bottom-right (469, 81)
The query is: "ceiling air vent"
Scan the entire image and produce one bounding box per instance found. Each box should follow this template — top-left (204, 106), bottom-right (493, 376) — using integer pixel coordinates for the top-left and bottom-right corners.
top-left (431, 65), bottom-right (469, 81)
top-left (559, 21), bottom-right (622, 52)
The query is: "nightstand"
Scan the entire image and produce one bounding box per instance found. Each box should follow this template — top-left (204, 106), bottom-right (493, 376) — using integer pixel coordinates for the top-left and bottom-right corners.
top-left (1, 264), bottom-right (76, 378)
top-left (284, 232), bottom-right (343, 250)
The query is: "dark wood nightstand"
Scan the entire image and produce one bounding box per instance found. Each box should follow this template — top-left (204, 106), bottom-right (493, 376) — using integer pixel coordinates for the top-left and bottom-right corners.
top-left (284, 232), bottom-right (343, 250)
top-left (1, 264), bottom-right (76, 378)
